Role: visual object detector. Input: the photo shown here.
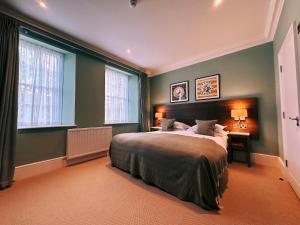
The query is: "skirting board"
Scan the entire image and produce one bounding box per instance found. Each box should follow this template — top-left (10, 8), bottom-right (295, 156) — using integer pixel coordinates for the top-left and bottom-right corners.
top-left (14, 151), bottom-right (108, 181)
top-left (277, 158), bottom-right (300, 199)
top-left (251, 153), bottom-right (282, 168)
top-left (233, 153), bottom-right (300, 199)
top-left (14, 152), bottom-right (300, 200)
top-left (251, 152), bottom-right (300, 194)
top-left (14, 157), bottom-right (67, 181)
top-left (66, 150), bottom-right (108, 166)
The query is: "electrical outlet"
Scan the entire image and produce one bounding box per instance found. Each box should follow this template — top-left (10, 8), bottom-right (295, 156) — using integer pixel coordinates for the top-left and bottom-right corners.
top-left (240, 124), bottom-right (248, 129)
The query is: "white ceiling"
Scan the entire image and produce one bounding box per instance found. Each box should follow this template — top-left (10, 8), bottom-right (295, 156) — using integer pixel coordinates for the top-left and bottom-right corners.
top-left (0, 0), bottom-right (283, 76)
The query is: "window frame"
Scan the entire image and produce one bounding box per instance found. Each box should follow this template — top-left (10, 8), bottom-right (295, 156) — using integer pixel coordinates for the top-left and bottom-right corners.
top-left (17, 35), bottom-right (76, 130)
top-left (104, 66), bottom-right (140, 125)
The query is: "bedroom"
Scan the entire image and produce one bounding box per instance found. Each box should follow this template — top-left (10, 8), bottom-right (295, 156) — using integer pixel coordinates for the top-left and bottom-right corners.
top-left (0, 0), bottom-right (299, 224)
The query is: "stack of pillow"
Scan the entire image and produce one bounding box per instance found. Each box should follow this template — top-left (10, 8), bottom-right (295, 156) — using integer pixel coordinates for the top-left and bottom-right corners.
top-left (161, 118), bottom-right (228, 137)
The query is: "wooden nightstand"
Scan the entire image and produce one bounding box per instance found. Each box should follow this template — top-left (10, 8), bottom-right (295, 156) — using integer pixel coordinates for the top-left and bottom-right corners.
top-left (228, 132), bottom-right (251, 167)
top-left (150, 126), bottom-right (162, 131)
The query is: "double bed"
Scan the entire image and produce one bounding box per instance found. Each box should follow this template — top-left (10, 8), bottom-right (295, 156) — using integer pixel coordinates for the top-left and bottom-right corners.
top-left (109, 98), bottom-right (258, 210)
top-left (109, 129), bottom-right (228, 210)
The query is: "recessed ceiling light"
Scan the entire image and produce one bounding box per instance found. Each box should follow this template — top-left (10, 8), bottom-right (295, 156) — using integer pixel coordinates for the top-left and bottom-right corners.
top-left (126, 48), bottom-right (131, 54)
top-left (214, 0), bottom-right (223, 7)
top-left (38, 0), bottom-right (47, 9)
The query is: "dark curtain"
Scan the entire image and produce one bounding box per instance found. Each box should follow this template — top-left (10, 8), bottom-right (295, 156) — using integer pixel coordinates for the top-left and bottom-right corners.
top-left (0, 14), bottom-right (19, 189)
top-left (139, 73), bottom-right (150, 132)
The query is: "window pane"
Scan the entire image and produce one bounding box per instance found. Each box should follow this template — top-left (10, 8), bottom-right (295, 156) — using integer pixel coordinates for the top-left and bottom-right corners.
top-left (18, 38), bottom-right (64, 128)
top-left (105, 67), bottom-right (129, 123)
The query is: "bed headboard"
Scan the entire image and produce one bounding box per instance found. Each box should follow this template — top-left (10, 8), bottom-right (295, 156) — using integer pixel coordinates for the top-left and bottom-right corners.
top-left (153, 97), bottom-right (259, 139)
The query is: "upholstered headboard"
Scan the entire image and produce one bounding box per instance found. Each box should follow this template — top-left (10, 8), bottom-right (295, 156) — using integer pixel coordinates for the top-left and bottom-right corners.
top-left (153, 97), bottom-right (259, 139)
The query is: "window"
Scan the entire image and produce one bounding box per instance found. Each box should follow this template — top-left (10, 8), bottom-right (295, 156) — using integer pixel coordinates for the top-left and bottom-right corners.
top-left (105, 66), bottom-right (139, 124)
top-left (18, 36), bottom-right (76, 128)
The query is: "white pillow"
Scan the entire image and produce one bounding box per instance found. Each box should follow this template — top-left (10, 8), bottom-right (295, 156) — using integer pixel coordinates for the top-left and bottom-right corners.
top-left (186, 125), bottom-right (197, 133)
top-left (214, 124), bottom-right (228, 137)
top-left (215, 124), bottom-right (227, 132)
top-left (187, 123), bottom-right (228, 136)
top-left (174, 121), bottom-right (191, 130)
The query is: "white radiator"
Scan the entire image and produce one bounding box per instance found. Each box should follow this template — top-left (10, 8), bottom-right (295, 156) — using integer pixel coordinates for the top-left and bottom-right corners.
top-left (67, 127), bottom-right (112, 160)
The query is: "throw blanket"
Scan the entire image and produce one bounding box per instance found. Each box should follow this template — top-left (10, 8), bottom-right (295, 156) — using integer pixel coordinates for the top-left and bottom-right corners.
top-left (109, 132), bottom-right (228, 210)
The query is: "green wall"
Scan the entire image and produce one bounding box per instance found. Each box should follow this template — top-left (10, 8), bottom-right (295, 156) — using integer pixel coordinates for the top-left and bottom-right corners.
top-left (273, 0), bottom-right (300, 160)
top-left (150, 43), bottom-right (278, 156)
top-left (15, 53), bottom-right (139, 166)
top-left (17, 1), bottom-right (299, 165)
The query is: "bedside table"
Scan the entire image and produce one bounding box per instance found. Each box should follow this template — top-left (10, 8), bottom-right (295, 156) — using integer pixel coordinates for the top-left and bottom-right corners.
top-left (150, 126), bottom-right (162, 131)
top-left (228, 132), bottom-right (251, 167)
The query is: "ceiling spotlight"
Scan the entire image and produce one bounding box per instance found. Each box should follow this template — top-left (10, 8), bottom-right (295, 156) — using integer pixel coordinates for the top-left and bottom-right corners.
top-left (129, 0), bottom-right (137, 8)
top-left (126, 48), bottom-right (132, 54)
top-left (214, 0), bottom-right (223, 7)
top-left (37, 0), bottom-right (47, 9)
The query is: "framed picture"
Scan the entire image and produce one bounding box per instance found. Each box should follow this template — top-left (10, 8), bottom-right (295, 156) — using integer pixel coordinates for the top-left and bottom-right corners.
top-left (195, 74), bottom-right (220, 100)
top-left (170, 81), bottom-right (189, 103)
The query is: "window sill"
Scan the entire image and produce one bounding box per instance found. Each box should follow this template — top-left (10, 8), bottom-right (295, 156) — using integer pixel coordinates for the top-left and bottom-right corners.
top-left (104, 122), bottom-right (139, 126)
top-left (18, 124), bottom-right (77, 132)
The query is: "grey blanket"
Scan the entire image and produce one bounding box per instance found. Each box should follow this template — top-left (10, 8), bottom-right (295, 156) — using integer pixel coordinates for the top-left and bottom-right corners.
top-left (109, 132), bottom-right (228, 210)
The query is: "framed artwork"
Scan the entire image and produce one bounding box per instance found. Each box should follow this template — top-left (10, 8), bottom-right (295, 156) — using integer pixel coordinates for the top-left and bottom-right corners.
top-left (170, 81), bottom-right (189, 103)
top-left (195, 74), bottom-right (220, 100)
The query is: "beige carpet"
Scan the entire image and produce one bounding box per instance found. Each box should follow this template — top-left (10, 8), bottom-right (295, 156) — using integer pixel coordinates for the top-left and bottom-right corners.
top-left (0, 157), bottom-right (299, 225)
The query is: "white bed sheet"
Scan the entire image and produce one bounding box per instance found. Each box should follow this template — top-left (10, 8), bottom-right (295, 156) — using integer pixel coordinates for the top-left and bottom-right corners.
top-left (150, 130), bottom-right (228, 150)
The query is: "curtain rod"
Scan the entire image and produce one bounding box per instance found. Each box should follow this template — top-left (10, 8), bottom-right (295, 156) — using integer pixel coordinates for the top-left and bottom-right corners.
top-left (0, 7), bottom-right (144, 75)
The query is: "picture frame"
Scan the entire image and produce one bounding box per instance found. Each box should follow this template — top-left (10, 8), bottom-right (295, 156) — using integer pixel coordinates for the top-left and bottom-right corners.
top-left (170, 81), bottom-right (189, 103)
top-left (195, 74), bottom-right (220, 100)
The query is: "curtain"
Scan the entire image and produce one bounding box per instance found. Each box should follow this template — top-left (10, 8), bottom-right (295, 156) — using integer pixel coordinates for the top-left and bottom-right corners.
top-left (139, 73), bottom-right (150, 132)
top-left (18, 39), bottom-right (64, 128)
top-left (0, 14), bottom-right (19, 189)
top-left (105, 67), bottom-right (129, 123)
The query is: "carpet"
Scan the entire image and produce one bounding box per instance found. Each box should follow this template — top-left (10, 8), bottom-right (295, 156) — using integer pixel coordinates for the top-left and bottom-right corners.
top-left (0, 157), bottom-right (299, 225)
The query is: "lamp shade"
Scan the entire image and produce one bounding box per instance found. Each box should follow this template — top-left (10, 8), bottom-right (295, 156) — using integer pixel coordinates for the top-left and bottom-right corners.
top-left (231, 109), bottom-right (248, 118)
top-left (155, 112), bottom-right (163, 119)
